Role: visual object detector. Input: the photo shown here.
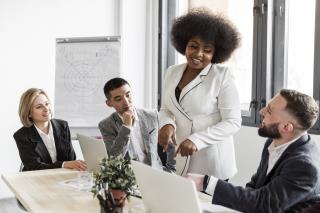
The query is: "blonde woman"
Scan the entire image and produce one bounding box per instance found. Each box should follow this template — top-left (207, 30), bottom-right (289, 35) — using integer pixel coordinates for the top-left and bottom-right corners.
top-left (14, 88), bottom-right (87, 171)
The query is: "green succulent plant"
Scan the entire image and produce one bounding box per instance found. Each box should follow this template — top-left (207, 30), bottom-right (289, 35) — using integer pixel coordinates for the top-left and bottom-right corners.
top-left (91, 156), bottom-right (136, 197)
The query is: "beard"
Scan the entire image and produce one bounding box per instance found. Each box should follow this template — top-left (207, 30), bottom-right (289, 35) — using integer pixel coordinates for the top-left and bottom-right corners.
top-left (258, 123), bottom-right (281, 139)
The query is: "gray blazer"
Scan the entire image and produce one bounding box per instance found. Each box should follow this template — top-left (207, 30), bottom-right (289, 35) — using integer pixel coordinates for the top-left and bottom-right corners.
top-left (212, 134), bottom-right (320, 213)
top-left (99, 108), bottom-right (175, 172)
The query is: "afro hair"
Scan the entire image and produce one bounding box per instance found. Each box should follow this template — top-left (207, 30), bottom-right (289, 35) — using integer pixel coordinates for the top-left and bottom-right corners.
top-left (171, 8), bottom-right (240, 63)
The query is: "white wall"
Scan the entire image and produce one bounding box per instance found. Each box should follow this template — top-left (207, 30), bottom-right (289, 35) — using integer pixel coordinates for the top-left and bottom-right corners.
top-left (120, 0), bottom-right (147, 107)
top-left (120, 0), bottom-right (159, 108)
top-left (0, 0), bottom-right (116, 198)
top-left (0, 0), bottom-right (157, 199)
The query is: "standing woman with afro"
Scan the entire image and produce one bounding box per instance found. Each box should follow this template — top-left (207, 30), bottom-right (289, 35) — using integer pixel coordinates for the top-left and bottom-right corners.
top-left (159, 8), bottom-right (242, 180)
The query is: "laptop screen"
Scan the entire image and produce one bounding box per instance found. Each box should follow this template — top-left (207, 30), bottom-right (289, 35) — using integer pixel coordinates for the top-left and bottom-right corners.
top-left (77, 133), bottom-right (108, 172)
top-left (131, 160), bottom-right (202, 213)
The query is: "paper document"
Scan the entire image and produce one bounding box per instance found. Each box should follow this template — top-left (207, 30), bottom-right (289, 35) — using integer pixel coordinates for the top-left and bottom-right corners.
top-left (201, 202), bottom-right (239, 213)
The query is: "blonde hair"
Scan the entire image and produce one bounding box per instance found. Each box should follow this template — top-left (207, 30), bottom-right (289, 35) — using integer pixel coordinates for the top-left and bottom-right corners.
top-left (18, 88), bottom-right (50, 127)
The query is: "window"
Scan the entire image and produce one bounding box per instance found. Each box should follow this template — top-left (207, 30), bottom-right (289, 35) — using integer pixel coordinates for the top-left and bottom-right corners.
top-left (273, 0), bottom-right (316, 97)
top-left (273, 0), bottom-right (320, 132)
top-left (285, 0), bottom-right (315, 96)
top-left (160, 0), bottom-right (320, 133)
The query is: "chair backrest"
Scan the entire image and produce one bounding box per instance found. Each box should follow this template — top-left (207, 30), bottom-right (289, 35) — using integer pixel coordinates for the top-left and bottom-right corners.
top-left (288, 199), bottom-right (320, 212)
top-left (19, 162), bottom-right (24, 172)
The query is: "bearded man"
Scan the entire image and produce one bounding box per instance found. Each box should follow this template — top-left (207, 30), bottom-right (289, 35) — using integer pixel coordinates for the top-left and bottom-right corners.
top-left (187, 89), bottom-right (320, 213)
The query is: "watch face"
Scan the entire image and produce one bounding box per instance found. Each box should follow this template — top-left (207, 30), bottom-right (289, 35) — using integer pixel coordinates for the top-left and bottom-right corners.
top-left (203, 175), bottom-right (210, 191)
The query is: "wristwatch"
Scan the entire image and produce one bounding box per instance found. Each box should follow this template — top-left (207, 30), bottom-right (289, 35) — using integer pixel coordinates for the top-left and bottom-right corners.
top-left (203, 175), bottom-right (210, 192)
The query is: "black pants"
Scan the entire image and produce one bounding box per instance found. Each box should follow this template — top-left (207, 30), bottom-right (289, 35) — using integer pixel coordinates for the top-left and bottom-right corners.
top-left (157, 143), bottom-right (167, 166)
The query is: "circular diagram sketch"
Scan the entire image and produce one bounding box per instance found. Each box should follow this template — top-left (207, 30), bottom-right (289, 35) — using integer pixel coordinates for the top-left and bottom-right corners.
top-left (64, 59), bottom-right (104, 97)
top-left (55, 38), bottom-right (120, 127)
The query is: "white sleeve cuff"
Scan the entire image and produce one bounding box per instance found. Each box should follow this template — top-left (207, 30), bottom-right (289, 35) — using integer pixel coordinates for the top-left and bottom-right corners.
top-left (188, 135), bottom-right (208, 150)
top-left (205, 176), bottom-right (218, 196)
top-left (62, 162), bottom-right (65, 168)
top-left (159, 119), bottom-right (176, 130)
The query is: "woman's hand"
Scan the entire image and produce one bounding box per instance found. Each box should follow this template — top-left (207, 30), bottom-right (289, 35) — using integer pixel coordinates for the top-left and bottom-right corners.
top-left (63, 160), bottom-right (87, 171)
top-left (158, 124), bottom-right (176, 151)
top-left (175, 139), bottom-right (197, 157)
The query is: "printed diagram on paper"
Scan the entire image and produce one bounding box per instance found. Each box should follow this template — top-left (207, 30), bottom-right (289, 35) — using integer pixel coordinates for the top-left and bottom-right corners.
top-left (55, 40), bottom-right (120, 127)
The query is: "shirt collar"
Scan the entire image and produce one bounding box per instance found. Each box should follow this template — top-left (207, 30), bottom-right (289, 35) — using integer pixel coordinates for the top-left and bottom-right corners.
top-left (34, 121), bottom-right (52, 136)
top-left (268, 132), bottom-right (307, 152)
top-left (198, 63), bottom-right (212, 76)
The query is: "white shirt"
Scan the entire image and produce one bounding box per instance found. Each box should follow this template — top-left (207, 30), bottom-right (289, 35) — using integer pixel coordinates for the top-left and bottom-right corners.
top-left (266, 133), bottom-right (306, 174)
top-left (34, 123), bottom-right (57, 163)
top-left (118, 109), bottom-right (147, 163)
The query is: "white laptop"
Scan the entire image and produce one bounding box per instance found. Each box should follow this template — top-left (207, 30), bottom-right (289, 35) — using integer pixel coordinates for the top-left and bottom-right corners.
top-left (77, 133), bottom-right (108, 172)
top-left (131, 160), bottom-right (205, 213)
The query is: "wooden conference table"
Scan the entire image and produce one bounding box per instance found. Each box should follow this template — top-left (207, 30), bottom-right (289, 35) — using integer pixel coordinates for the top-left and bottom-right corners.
top-left (2, 168), bottom-right (237, 213)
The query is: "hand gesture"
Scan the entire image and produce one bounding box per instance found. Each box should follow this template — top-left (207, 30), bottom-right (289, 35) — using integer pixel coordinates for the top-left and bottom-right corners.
top-left (175, 139), bottom-right (197, 157)
top-left (158, 124), bottom-right (176, 151)
top-left (122, 108), bottom-right (135, 127)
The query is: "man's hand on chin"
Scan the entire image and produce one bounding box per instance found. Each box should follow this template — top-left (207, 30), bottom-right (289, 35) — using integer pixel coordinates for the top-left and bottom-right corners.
top-left (122, 107), bottom-right (135, 127)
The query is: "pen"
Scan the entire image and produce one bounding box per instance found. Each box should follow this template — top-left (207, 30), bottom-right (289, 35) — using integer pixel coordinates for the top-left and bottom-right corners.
top-left (149, 128), bottom-right (155, 134)
top-left (108, 190), bottom-right (116, 206)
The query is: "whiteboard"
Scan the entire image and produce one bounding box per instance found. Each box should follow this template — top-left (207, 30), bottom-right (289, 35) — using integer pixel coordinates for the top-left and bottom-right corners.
top-left (54, 37), bottom-right (120, 129)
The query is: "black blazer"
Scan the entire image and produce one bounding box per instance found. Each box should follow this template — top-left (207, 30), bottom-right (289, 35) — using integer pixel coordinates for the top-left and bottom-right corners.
top-left (14, 119), bottom-right (76, 171)
top-left (212, 134), bottom-right (320, 213)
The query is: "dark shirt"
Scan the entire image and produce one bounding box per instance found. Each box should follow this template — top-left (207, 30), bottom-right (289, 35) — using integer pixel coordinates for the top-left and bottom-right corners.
top-left (175, 86), bottom-right (181, 101)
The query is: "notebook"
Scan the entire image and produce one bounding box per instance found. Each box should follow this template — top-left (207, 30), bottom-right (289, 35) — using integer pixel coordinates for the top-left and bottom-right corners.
top-left (77, 133), bottom-right (108, 172)
top-left (131, 160), bottom-right (205, 213)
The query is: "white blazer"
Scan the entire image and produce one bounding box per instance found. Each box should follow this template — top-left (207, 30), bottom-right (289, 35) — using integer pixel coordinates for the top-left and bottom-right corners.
top-left (159, 63), bottom-right (241, 179)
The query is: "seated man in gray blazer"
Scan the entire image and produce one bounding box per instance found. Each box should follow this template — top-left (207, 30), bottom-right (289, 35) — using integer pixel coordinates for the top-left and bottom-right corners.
top-left (99, 77), bottom-right (175, 172)
top-left (187, 89), bottom-right (320, 213)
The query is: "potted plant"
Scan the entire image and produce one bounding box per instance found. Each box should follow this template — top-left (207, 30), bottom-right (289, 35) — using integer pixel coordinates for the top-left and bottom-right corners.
top-left (92, 156), bottom-right (137, 213)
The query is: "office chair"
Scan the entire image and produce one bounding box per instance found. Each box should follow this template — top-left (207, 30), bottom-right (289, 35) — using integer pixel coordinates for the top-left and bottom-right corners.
top-left (287, 199), bottom-right (320, 213)
top-left (19, 162), bottom-right (24, 172)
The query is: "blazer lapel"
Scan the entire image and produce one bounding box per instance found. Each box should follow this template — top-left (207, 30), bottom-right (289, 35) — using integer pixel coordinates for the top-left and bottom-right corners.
top-left (170, 96), bottom-right (192, 121)
top-left (51, 119), bottom-right (61, 142)
top-left (168, 64), bottom-right (212, 121)
top-left (264, 134), bottom-right (310, 183)
top-left (169, 64), bottom-right (191, 120)
top-left (179, 63), bottom-right (212, 103)
top-left (29, 125), bottom-right (52, 164)
top-left (256, 141), bottom-right (271, 187)
top-left (51, 120), bottom-right (63, 160)
top-left (136, 110), bottom-right (150, 157)
top-left (112, 113), bottom-right (124, 129)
